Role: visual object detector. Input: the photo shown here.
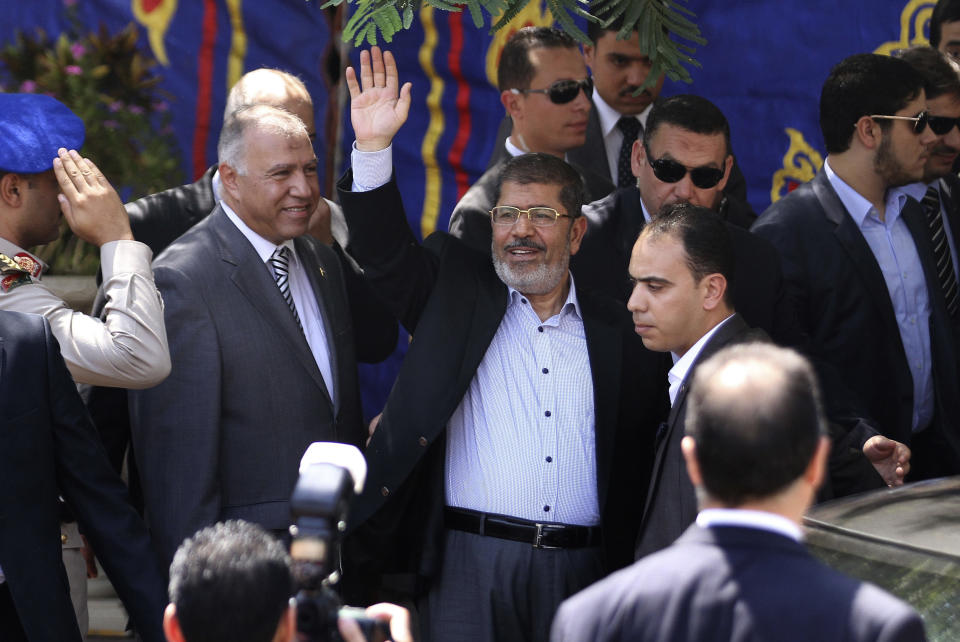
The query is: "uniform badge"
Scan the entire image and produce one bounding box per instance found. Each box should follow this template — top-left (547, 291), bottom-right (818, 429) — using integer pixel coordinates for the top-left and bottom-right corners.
top-left (0, 253), bottom-right (34, 293)
top-left (12, 252), bottom-right (42, 278)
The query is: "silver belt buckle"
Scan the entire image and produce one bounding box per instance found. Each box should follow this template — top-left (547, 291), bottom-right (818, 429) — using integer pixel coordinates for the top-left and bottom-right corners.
top-left (533, 523), bottom-right (559, 549)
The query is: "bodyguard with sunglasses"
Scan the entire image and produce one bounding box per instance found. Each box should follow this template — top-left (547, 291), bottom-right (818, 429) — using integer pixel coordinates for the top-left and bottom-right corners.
top-left (449, 27), bottom-right (615, 253)
top-left (754, 53), bottom-right (960, 480)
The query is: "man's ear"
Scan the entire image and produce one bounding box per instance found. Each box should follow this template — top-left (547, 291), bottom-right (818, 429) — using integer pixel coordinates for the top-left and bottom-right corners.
top-left (501, 89), bottom-right (523, 120)
top-left (630, 138), bottom-right (646, 178)
top-left (716, 155), bottom-right (734, 193)
top-left (218, 162), bottom-right (241, 200)
top-left (681, 436), bottom-right (703, 487)
top-left (701, 273), bottom-right (728, 311)
top-left (0, 173), bottom-right (24, 208)
top-left (163, 604), bottom-right (186, 642)
top-left (568, 214), bottom-right (588, 256)
top-left (853, 116), bottom-right (881, 150)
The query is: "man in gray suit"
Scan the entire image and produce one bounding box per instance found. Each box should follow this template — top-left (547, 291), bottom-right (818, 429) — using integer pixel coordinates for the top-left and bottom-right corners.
top-left (128, 104), bottom-right (393, 563)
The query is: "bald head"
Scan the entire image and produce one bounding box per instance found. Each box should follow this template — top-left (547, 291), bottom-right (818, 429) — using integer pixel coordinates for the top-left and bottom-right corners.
top-left (225, 68), bottom-right (315, 142)
top-left (685, 343), bottom-right (826, 506)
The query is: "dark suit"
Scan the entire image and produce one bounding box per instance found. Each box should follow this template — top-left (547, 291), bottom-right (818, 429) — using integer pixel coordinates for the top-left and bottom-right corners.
top-left (752, 171), bottom-right (960, 476)
top-left (127, 206), bottom-right (394, 563)
top-left (552, 524), bottom-right (926, 642)
top-left (449, 151), bottom-right (615, 253)
top-left (0, 311), bottom-right (166, 642)
top-left (488, 108), bottom-right (756, 226)
top-left (337, 174), bottom-right (669, 603)
top-left (635, 314), bottom-right (767, 558)
top-left (935, 173), bottom-right (960, 298)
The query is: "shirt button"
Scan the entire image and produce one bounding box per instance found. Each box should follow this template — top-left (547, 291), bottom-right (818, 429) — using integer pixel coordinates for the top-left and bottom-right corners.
top-left (544, 410), bottom-right (551, 417)
top-left (418, 436), bottom-right (428, 447)
top-left (537, 326), bottom-right (544, 333)
top-left (381, 486), bottom-right (390, 497)
top-left (546, 456), bottom-right (553, 463)
top-left (522, 298), bottom-right (528, 305)
top-left (542, 367), bottom-right (549, 374)
top-left (543, 505), bottom-right (550, 512)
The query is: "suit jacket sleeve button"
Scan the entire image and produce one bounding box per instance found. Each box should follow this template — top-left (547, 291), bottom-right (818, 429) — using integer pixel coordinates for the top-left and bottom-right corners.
top-left (381, 486), bottom-right (390, 497)
top-left (418, 436), bottom-right (428, 447)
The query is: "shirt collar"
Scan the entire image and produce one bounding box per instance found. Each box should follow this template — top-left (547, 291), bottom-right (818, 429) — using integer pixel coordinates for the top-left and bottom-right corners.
top-left (212, 169), bottom-right (223, 202)
top-left (592, 87), bottom-right (652, 137)
top-left (696, 508), bottom-right (803, 542)
top-left (506, 272), bottom-right (583, 321)
top-left (220, 200), bottom-right (296, 263)
top-left (892, 179), bottom-right (937, 203)
top-left (823, 158), bottom-right (908, 226)
top-left (669, 313), bottom-right (735, 378)
top-left (638, 196), bottom-right (654, 225)
top-left (504, 136), bottom-right (527, 157)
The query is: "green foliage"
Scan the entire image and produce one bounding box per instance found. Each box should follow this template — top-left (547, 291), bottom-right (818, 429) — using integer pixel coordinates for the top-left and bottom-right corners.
top-left (321, 0), bottom-right (704, 90)
top-left (0, 10), bottom-right (183, 274)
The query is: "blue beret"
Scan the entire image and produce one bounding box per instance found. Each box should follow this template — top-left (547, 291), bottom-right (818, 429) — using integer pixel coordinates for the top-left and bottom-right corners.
top-left (0, 94), bottom-right (86, 174)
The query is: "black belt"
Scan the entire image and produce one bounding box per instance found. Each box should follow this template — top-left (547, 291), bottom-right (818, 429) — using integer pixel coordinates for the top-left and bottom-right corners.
top-left (444, 507), bottom-right (601, 550)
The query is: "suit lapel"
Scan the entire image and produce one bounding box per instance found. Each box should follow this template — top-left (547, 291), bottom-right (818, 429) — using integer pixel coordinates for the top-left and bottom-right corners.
top-left (210, 208), bottom-right (333, 405)
top-left (296, 237), bottom-right (340, 413)
top-left (810, 172), bottom-right (901, 338)
top-left (579, 292), bottom-right (622, 513)
top-left (568, 104), bottom-right (610, 183)
top-left (458, 266), bottom-right (509, 385)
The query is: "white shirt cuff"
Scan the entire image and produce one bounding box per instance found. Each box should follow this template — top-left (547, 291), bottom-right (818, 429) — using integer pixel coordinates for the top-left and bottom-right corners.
top-left (351, 143), bottom-right (393, 192)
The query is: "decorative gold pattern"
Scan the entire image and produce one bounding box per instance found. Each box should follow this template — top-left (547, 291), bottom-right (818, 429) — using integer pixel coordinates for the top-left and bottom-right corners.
top-left (770, 128), bottom-right (824, 204)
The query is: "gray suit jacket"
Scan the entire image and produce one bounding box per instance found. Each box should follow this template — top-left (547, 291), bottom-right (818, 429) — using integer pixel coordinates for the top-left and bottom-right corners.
top-left (128, 206), bottom-right (369, 563)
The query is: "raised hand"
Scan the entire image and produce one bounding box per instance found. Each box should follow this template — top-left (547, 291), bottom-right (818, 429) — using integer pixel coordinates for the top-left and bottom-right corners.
top-left (345, 46), bottom-right (412, 152)
top-left (53, 148), bottom-right (133, 247)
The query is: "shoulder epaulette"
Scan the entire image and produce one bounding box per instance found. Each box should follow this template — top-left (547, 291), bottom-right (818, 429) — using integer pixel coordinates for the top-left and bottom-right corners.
top-left (0, 253), bottom-right (33, 292)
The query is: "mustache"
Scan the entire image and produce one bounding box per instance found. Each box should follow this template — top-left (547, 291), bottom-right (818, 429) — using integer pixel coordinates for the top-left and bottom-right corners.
top-left (619, 86), bottom-right (650, 98)
top-left (932, 143), bottom-right (960, 156)
top-left (503, 238), bottom-right (546, 252)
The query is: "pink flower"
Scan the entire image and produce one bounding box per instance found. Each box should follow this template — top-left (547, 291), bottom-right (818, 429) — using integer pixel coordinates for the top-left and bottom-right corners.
top-left (129, 104), bottom-right (145, 115)
top-left (19, 80), bottom-right (37, 93)
top-left (108, 101), bottom-right (124, 112)
top-left (104, 120), bottom-right (120, 130)
top-left (69, 43), bottom-right (85, 59)
top-left (65, 65), bottom-right (83, 76)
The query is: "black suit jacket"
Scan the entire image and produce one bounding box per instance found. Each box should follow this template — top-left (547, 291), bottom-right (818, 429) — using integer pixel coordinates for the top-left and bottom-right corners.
top-left (936, 173), bottom-right (960, 312)
top-left (634, 314), bottom-right (767, 558)
top-left (127, 206), bottom-right (395, 562)
top-left (338, 174), bottom-right (669, 601)
top-left (0, 311), bottom-right (166, 642)
top-left (552, 524), bottom-right (926, 642)
top-left (753, 170), bottom-right (960, 472)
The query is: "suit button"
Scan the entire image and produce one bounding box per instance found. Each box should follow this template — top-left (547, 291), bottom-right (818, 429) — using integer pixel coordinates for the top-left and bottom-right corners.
top-left (381, 486), bottom-right (390, 497)
top-left (418, 436), bottom-right (428, 447)
top-left (61, 533), bottom-right (68, 543)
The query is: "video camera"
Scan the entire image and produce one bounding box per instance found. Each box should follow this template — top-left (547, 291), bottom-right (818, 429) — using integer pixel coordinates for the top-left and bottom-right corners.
top-left (290, 443), bottom-right (390, 642)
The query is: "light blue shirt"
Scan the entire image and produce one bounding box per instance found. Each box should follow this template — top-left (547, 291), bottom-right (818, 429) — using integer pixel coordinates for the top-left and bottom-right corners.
top-left (895, 180), bottom-right (960, 283)
top-left (824, 160), bottom-right (933, 431)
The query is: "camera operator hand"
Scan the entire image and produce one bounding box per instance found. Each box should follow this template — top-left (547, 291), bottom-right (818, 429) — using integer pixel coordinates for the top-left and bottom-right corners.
top-left (337, 603), bottom-right (413, 642)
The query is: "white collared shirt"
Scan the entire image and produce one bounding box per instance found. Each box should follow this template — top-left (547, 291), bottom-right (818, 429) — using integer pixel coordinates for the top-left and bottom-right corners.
top-left (592, 88), bottom-right (652, 184)
top-left (668, 315), bottom-right (735, 406)
top-left (697, 508), bottom-right (803, 542)
top-left (824, 160), bottom-right (932, 431)
top-left (220, 200), bottom-right (335, 402)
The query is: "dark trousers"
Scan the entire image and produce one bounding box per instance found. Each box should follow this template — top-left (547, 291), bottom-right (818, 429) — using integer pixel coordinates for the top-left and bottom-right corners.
top-left (0, 582), bottom-right (29, 642)
top-left (421, 529), bottom-right (604, 642)
top-left (910, 425), bottom-right (960, 480)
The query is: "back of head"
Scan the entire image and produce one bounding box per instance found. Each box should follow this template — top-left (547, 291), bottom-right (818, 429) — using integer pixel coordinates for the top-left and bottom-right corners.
top-left (168, 520), bottom-right (293, 642)
top-left (641, 202), bottom-right (735, 304)
top-left (497, 26), bottom-right (579, 91)
top-left (643, 94), bottom-right (731, 155)
top-left (895, 46), bottom-right (960, 101)
top-left (930, 0), bottom-right (960, 48)
top-left (819, 53), bottom-right (923, 154)
top-left (217, 103), bottom-right (309, 174)
top-left (225, 68), bottom-right (311, 119)
top-left (686, 343), bottom-right (826, 506)
top-left (494, 152), bottom-right (584, 217)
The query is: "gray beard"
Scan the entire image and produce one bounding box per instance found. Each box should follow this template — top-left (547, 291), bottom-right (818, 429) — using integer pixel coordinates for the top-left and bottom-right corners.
top-left (492, 239), bottom-right (571, 295)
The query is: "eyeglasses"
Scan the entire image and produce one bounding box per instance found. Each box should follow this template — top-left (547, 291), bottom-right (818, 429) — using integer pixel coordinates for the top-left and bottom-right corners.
top-left (490, 206), bottom-right (572, 227)
top-left (927, 115), bottom-right (960, 135)
top-left (868, 110), bottom-right (930, 134)
top-left (644, 145), bottom-right (726, 189)
top-left (510, 77), bottom-right (593, 105)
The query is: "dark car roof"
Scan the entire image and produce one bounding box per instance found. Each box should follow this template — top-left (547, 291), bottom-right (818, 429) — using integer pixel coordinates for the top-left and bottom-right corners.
top-left (804, 477), bottom-right (960, 561)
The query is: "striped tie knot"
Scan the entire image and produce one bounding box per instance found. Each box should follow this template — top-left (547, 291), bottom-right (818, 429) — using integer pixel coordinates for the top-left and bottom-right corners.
top-left (268, 245), bottom-right (303, 330)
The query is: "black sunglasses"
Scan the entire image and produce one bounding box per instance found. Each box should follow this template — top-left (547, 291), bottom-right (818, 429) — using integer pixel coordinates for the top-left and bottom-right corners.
top-left (511, 77), bottom-right (593, 105)
top-left (645, 144), bottom-right (726, 189)
top-left (928, 115), bottom-right (960, 136)
top-left (868, 110), bottom-right (930, 135)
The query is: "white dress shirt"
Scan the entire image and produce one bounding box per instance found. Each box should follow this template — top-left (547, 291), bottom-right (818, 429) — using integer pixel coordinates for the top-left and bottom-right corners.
top-left (696, 507), bottom-right (803, 542)
top-left (668, 315), bottom-right (735, 406)
top-left (592, 88), bottom-right (653, 184)
top-left (825, 160), bottom-right (933, 431)
top-left (220, 201), bottom-right (336, 401)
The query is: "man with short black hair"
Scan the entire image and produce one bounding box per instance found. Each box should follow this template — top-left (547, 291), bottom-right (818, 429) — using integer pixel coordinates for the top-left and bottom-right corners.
top-left (753, 53), bottom-right (960, 479)
top-left (931, 0), bottom-right (960, 61)
top-left (448, 26), bottom-right (613, 252)
top-left (551, 343), bottom-right (927, 642)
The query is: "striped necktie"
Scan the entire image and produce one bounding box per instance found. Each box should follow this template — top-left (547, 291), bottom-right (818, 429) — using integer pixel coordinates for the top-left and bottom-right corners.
top-left (268, 246), bottom-right (303, 331)
top-left (921, 185), bottom-right (960, 317)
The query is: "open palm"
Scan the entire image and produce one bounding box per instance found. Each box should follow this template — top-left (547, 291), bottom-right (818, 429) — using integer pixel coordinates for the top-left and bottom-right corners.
top-left (346, 47), bottom-right (412, 152)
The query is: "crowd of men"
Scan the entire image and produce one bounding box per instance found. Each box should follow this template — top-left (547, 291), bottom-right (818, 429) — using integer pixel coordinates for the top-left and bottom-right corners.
top-left (5, 2), bottom-right (960, 640)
